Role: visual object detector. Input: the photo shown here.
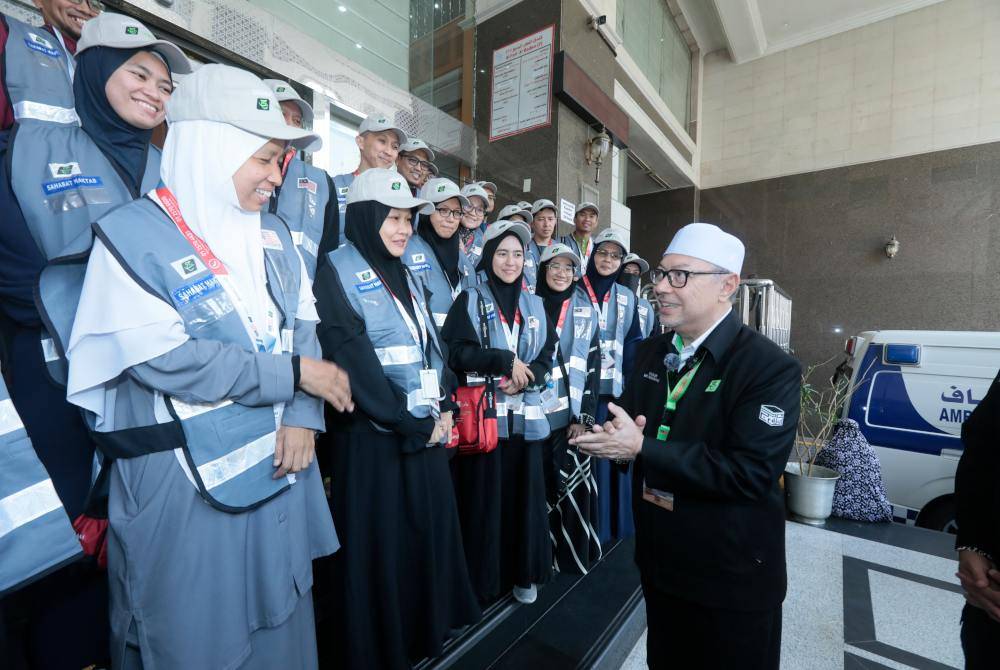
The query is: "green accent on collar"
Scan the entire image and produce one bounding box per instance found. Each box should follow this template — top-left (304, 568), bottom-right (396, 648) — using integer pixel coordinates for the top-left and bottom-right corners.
top-left (706, 379), bottom-right (721, 392)
top-left (672, 333), bottom-right (683, 354)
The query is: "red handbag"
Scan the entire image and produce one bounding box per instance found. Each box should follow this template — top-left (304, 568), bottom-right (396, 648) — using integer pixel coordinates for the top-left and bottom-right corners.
top-left (451, 292), bottom-right (500, 455)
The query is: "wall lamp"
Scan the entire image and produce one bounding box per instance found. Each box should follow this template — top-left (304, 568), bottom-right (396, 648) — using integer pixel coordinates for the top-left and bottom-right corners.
top-left (585, 127), bottom-right (612, 184)
top-left (884, 235), bottom-right (900, 259)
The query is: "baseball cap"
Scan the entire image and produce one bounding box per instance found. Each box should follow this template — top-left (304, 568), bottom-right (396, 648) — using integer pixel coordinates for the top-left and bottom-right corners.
top-left (540, 243), bottom-right (581, 266)
top-left (497, 204), bottom-right (528, 220)
top-left (346, 168), bottom-right (434, 214)
top-left (77, 12), bottom-right (192, 75)
top-left (593, 228), bottom-right (629, 254)
top-left (575, 201), bottom-right (600, 216)
top-left (419, 178), bottom-right (469, 208)
top-left (427, 162), bottom-right (440, 176)
top-left (476, 180), bottom-right (497, 194)
top-left (400, 138), bottom-right (435, 161)
top-left (622, 253), bottom-right (649, 273)
top-left (516, 201), bottom-right (531, 209)
top-left (167, 64), bottom-right (321, 151)
top-left (263, 79), bottom-right (313, 126)
top-left (461, 183), bottom-right (490, 205)
top-left (358, 114), bottom-right (407, 145)
top-left (531, 198), bottom-right (557, 216)
top-left (483, 220), bottom-right (530, 247)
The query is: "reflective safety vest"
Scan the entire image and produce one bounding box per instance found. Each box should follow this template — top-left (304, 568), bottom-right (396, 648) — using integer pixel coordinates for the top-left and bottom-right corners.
top-left (403, 235), bottom-right (477, 329)
top-left (637, 297), bottom-right (656, 338)
top-left (1, 15), bottom-right (75, 125)
top-left (524, 240), bottom-right (552, 294)
top-left (332, 172), bottom-right (354, 246)
top-left (462, 285), bottom-right (550, 442)
top-left (584, 280), bottom-right (636, 398)
top-left (274, 157), bottom-right (329, 279)
top-left (327, 243), bottom-right (448, 424)
top-left (42, 196), bottom-right (304, 513)
top-left (0, 373), bottom-right (81, 596)
top-left (460, 227), bottom-right (485, 269)
top-left (559, 234), bottom-right (592, 271)
top-left (546, 286), bottom-right (599, 431)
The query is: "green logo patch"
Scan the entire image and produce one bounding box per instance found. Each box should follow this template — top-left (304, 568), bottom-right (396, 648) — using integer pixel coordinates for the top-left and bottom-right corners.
top-left (391, 181), bottom-right (402, 191)
top-left (181, 259), bottom-right (197, 274)
top-left (56, 164), bottom-right (74, 176)
top-left (256, 98), bottom-right (270, 111)
top-left (125, 26), bottom-right (139, 35)
top-left (276, 86), bottom-right (287, 92)
top-left (706, 379), bottom-right (722, 392)
top-left (436, 184), bottom-right (446, 192)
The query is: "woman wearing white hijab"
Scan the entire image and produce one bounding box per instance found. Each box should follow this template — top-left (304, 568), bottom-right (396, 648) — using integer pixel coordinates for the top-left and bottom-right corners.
top-left (62, 65), bottom-right (352, 669)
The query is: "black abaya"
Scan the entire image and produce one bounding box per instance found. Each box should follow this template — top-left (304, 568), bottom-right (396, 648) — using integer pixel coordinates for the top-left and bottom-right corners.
top-left (313, 261), bottom-right (480, 668)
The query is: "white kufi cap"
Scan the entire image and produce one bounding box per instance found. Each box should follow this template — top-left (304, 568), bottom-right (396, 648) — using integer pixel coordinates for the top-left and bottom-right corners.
top-left (664, 223), bottom-right (745, 274)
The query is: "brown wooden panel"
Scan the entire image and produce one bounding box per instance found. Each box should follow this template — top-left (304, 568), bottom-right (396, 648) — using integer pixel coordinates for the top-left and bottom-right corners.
top-left (553, 51), bottom-right (629, 146)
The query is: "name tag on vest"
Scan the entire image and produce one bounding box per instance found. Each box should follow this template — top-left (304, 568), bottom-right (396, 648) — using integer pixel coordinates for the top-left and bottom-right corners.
top-left (25, 33), bottom-right (59, 58)
top-left (261, 229), bottom-right (283, 250)
top-left (42, 175), bottom-right (103, 196)
top-left (172, 276), bottom-right (222, 306)
top-left (617, 294), bottom-right (628, 306)
top-left (297, 178), bottom-right (317, 194)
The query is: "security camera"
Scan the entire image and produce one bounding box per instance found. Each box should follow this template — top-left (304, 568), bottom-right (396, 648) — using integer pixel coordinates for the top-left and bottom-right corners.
top-left (588, 15), bottom-right (607, 28)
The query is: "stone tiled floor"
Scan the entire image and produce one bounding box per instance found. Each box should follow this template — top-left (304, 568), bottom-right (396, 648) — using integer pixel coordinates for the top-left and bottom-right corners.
top-left (620, 521), bottom-right (963, 669)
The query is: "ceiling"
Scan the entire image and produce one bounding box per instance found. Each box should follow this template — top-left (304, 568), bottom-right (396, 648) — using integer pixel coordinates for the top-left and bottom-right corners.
top-left (681, 0), bottom-right (947, 63)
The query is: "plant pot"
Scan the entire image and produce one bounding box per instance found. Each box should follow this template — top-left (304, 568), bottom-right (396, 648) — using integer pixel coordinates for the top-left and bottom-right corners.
top-left (784, 462), bottom-right (840, 526)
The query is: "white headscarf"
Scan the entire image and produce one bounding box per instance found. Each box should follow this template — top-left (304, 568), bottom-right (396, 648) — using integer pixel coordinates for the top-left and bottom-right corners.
top-left (67, 121), bottom-right (283, 425)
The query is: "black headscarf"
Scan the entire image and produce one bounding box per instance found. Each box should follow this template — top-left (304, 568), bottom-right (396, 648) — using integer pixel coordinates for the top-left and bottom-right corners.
top-left (617, 271), bottom-right (641, 295)
top-left (476, 230), bottom-right (522, 325)
top-left (73, 46), bottom-right (162, 197)
top-left (535, 258), bottom-right (577, 325)
top-left (584, 241), bottom-right (624, 301)
top-left (418, 208), bottom-right (460, 287)
top-left (345, 200), bottom-right (415, 319)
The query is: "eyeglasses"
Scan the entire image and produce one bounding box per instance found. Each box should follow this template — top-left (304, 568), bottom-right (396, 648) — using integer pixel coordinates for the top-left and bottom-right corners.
top-left (650, 267), bottom-right (729, 288)
top-left (547, 262), bottom-right (575, 274)
top-left (595, 248), bottom-right (622, 261)
top-left (434, 207), bottom-right (463, 220)
top-left (402, 155), bottom-right (433, 172)
top-left (463, 206), bottom-right (485, 216)
top-left (68, 0), bottom-right (104, 10)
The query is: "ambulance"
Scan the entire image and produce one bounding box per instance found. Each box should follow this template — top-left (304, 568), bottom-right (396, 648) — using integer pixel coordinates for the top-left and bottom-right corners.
top-left (836, 330), bottom-right (1000, 532)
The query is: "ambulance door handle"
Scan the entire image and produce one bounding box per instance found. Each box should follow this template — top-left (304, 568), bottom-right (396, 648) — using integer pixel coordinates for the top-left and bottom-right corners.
top-left (940, 448), bottom-right (963, 460)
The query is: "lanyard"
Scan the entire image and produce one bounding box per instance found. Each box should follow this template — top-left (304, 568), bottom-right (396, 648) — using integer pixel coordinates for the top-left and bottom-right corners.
top-left (582, 276), bottom-right (611, 330)
top-left (376, 272), bottom-right (432, 369)
top-left (575, 235), bottom-right (591, 259)
top-left (554, 298), bottom-right (571, 336)
top-left (50, 28), bottom-right (75, 81)
top-left (279, 148), bottom-right (296, 178)
top-left (655, 338), bottom-right (703, 441)
top-left (153, 186), bottom-right (272, 353)
top-left (497, 307), bottom-right (522, 351)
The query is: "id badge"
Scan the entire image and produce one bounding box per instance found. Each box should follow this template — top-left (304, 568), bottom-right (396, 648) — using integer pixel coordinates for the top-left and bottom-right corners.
top-left (506, 393), bottom-right (524, 413)
top-left (540, 385), bottom-right (560, 411)
top-left (419, 368), bottom-right (440, 401)
top-left (600, 343), bottom-right (614, 369)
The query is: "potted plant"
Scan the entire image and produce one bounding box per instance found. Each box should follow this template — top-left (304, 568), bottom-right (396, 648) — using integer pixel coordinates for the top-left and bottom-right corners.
top-left (784, 357), bottom-right (871, 525)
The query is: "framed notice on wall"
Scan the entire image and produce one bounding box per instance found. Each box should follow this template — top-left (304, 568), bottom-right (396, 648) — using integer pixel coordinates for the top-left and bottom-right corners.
top-left (489, 25), bottom-right (555, 142)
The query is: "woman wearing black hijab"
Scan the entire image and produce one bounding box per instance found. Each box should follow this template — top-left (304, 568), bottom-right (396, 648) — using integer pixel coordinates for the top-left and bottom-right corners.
top-left (441, 220), bottom-right (558, 605)
top-left (0, 16), bottom-right (189, 668)
top-left (535, 244), bottom-right (604, 574)
top-left (313, 168), bottom-right (480, 669)
top-left (580, 230), bottom-right (644, 546)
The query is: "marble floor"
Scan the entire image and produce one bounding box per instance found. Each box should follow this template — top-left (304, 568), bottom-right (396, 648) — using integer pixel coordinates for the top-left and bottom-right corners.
top-left (619, 520), bottom-right (964, 670)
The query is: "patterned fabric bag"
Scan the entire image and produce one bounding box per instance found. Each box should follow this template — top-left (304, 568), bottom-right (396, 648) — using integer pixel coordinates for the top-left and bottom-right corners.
top-left (814, 419), bottom-right (893, 522)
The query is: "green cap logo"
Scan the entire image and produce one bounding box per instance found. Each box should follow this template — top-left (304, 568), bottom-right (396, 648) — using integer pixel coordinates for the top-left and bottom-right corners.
top-left (436, 184), bottom-right (446, 192)
top-left (125, 26), bottom-right (139, 35)
top-left (391, 181), bottom-right (402, 191)
top-left (181, 259), bottom-right (197, 274)
top-left (276, 86), bottom-right (286, 92)
top-left (256, 98), bottom-right (270, 111)
top-left (56, 164), bottom-right (74, 176)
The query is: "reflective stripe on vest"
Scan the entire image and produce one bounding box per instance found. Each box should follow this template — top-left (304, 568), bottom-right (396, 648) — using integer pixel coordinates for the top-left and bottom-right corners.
top-left (327, 243), bottom-right (448, 422)
top-left (547, 287), bottom-right (598, 429)
top-left (595, 284), bottom-right (635, 398)
top-left (62, 199), bottom-right (302, 512)
top-left (2, 17), bottom-right (74, 116)
top-left (332, 172), bottom-right (354, 245)
top-left (275, 158), bottom-right (329, 279)
top-left (462, 285), bottom-right (550, 441)
top-left (0, 380), bottom-right (81, 595)
top-left (637, 298), bottom-right (655, 338)
top-left (404, 235), bottom-right (471, 329)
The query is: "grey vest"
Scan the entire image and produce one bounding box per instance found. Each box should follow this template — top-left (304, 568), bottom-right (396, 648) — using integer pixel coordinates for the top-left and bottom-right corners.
top-left (460, 227), bottom-right (485, 269)
top-left (332, 172), bottom-right (354, 246)
top-left (1, 15), bottom-right (75, 124)
top-left (546, 286), bottom-right (599, 430)
top-left (403, 235), bottom-right (477, 329)
top-left (0, 373), bottom-right (81, 596)
top-left (586, 280), bottom-right (636, 398)
top-left (274, 157), bottom-right (329, 279)
top-left (52, 197), bottom-right (303, 513)
top-left (327, 243), bottom-right (448, 427)
top-left (462, 285), bottom-right (550, 441)
top-left (637, 297), bottom-right (656, 338)
top-left (559, 234), bottom-right (593, 273)
top-left (524, 240), bottom-right (551, 293)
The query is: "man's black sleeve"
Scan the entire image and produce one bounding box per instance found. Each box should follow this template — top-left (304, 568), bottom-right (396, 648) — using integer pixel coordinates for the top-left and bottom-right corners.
top-left (316, 174), bottom-right (340, 263)
top-left (955, 370), bottom-right (1000, 557)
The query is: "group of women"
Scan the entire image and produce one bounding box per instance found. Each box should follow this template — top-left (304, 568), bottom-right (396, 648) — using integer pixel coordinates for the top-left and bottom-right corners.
top-left (1, 10), bottom-right (657, 669)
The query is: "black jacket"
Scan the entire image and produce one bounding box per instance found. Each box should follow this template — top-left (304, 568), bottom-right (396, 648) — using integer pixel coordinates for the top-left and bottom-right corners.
top-left (621, 309), bottom-right (801, 611)
top-left (955, 369), bottom-right (1000, 560)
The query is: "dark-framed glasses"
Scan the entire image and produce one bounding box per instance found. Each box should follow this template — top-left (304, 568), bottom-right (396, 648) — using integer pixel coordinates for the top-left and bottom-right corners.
top-left (403, 155), bottom-right (433, 171)
top-left (463, 205), bottom-right (485, 216)
top-left (650, 267), bottom-right (729, 288)
top-left (68, 0), bottom-right (105, 10)
top-left (595, 248), bottom-right (622, 261)
top-left (434, 207), bottom-right (463, 220)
